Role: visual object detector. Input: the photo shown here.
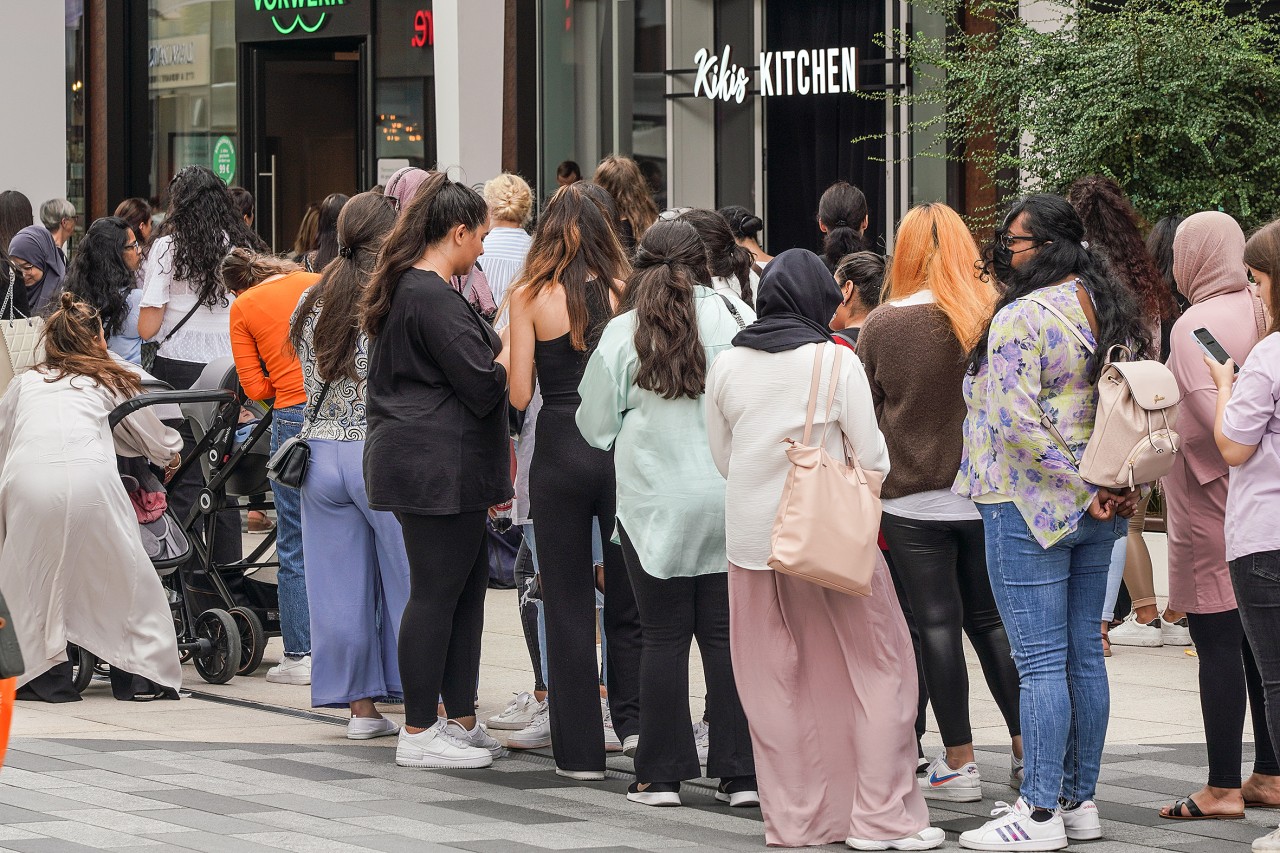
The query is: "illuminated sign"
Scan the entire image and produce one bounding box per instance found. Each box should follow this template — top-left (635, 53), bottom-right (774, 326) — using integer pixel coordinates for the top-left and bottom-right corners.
top-left (683, 44), bottom-right (861, 102)
top-left (252, 0), bottom-right (346, 35)
top-left (411, 10), bottom-right (434, 47)
top-left (236, 0), bottom-right (369, 42)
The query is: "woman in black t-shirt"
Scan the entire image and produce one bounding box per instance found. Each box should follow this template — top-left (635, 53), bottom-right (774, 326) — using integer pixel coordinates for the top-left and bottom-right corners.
top-left (362, 174), bottom-right (511, 770)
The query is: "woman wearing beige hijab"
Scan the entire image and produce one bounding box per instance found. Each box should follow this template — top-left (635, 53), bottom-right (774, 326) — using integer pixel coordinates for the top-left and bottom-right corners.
top-left (1159, 211), bottom-right (1280, 820)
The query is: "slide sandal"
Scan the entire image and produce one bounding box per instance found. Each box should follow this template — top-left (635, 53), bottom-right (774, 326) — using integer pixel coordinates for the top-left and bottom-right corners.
top-left (1246, 801), bottom-right (1280, 810)
top-left (1159, 795), bottom-right (1244, 821)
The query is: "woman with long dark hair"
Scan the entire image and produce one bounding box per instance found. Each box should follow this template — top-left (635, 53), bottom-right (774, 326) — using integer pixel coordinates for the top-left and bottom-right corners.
top-left (64, 217), bottom-right (145, 364)
top-left (362, 173), bottom-right (509, 768)
top-left (678, 209), bottom-right (757, 308)
top-left (577, 220), bottom-right (757, 807)
top-left (113, 198), bottom-right (154, 251)
top-left (1148, 215), bottom-right (1189, 355)
top-left (308, 193), bottom-right (350, 272)
top-left (718, 205), bottom-right (774, 270)
top-left (1067, 177), bottom-right (1190, 653)
top-left (956, 194), bottom-right (1149, 851)
top-left (0, 190), bottom-right (32, 254)
top-left (818, 181), bottom-right (869, 271)
top-left (289, 192), bottom-right (410, 738)
top-left (507, 182), bottom-right (641, 779)
top-left (593, 155), bottom-right (659, 251)
top-left (1, 294), bottom-right (182, 703)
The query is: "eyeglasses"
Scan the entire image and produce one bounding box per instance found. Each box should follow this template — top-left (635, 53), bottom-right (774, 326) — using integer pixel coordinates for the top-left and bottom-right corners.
top-left (998, 231), bottom-right (1039, 251)
top-left (11, 260), bottom-right (36, 275)
top-left (123, 240), bottom-right (140, 252)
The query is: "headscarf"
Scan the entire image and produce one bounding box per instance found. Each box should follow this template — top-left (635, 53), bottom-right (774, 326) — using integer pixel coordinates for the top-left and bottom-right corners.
top-left (8, 225), bottom-right (66, 313)
top-left (732, 249), bottom-right (841, 352)
top-left (1172, 211), bottom-right (1252, 305)
top-left (385, 167), bottom-right (432, 213)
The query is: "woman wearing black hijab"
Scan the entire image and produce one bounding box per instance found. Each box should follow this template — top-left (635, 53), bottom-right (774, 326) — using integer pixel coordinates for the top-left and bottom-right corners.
top-left (704, 249), bottom-right (940, 851)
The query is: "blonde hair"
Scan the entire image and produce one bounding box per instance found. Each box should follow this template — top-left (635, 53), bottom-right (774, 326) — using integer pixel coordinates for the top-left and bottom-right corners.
top-left (885, 203), bottom-right (995, 350)
top-left (484, 173), bottom-right (533, 227)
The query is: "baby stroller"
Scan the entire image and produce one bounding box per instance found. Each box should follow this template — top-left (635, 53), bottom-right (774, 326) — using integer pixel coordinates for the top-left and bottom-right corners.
top-left (68, 376), bottom-right (253, 690)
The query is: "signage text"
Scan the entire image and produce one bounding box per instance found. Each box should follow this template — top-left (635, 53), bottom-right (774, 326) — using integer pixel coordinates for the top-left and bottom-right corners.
top-left (687, 45), bottom-right (860, 102)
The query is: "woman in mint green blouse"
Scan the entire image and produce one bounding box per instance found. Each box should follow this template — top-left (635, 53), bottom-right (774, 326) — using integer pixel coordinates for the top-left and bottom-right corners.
top-left (576, 219), bottom-right (757, 808)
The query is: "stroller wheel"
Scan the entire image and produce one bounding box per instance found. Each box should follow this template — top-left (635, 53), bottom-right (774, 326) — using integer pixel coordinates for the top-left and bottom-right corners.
top-left (192, 609), bottom-right (242, 685)
top-left (68, 645), bottom-right (97, 693)
top-left (230, 607), bottom-right (266, 676)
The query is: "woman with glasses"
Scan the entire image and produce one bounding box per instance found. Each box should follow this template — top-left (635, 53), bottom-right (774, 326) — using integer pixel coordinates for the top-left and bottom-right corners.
top-left (9, 224), bottom-right (66, 313)
top-left (956, 194), bottom-right (1150, 851)
top-left (64, 217), bottom-right (146, 364)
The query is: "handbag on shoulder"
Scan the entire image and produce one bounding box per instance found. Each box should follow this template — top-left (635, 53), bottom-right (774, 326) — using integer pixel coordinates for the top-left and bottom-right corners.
top-left (0, 267), bottom-right (45, 394)
top-left (768, 344), bottom-right (883, 596)
top-left (266, 380), bottom-right (332, 489)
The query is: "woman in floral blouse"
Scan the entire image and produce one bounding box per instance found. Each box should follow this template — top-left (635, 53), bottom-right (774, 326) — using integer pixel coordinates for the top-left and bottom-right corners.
top-left (287, 192), bottom-right (411, 739)
top-left (955, 194), bottom-right (1150, 852)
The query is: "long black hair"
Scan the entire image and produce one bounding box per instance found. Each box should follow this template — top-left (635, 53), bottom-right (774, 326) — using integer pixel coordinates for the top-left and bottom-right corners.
top-left (311, 193), bottom-right (350, 271)
top-left (970, 193), bottom-right (1151, 383)
top-left (159, 166), bottom-right (266, 307)
top-left (818, 181), bottom-right (868, 271)
top-left (1146, 215), bottom-right (1188, 315)
top-left (63, 216), bottom-right (136, 337)
top-left (679, 208), bottom-right (755, 307)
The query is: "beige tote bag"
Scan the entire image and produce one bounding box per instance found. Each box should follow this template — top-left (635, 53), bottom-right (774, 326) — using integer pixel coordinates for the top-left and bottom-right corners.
top-left (767, 344), bottom-right (883, 596)
top-left (0, 269), bottom-right (44, 394)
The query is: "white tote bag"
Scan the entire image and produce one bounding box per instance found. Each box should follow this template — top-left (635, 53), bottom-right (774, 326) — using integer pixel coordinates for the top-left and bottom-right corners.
top-left (0, 268), bottom-right (46, 393)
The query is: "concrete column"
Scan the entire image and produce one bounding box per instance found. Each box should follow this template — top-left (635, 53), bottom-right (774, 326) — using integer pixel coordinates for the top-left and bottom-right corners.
top-left (433, 0), bottom-right (505, 184)
top-left (0, 3), bottom-right (68, 219)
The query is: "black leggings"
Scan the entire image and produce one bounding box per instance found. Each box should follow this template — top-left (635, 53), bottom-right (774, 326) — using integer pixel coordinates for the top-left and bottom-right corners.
top-left (529, 408), bottom-right (641, 773)
top-left (619, 525), bottom-right (754, 783)
top-left (395, 511), bottom-right (489, 728)
top-left (880, 513), bottom-right (1021, 747)
top-left (883, 546), bottom-right (929, 755)
top-left (1187, 608), bottom-right (1280, 788)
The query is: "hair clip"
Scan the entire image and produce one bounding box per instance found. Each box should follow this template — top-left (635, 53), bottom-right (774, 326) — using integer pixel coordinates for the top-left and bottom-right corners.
top-left (338, 245), bottom-right (355, 259)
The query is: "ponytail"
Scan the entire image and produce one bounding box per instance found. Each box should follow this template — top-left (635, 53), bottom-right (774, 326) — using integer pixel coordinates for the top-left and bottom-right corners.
top-left (40, 293), bottom-right (142, 398)
top-left (818, 181), bottom-right (869, 272)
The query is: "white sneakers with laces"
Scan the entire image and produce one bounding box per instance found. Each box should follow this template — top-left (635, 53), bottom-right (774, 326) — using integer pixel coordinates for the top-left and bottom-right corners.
top-left (846, 826), bottom-right (945, 851)
top-left (346, 716), bottom-right (399, 740)
top-left (918, 754), bottom-right (982, 802)
top-left (443, 720), bottom-right (506, 758)
top-left (1107, 613), bottom-right (1163, 647)
top-left (1058, 800), bottom-right (1101, 841)
top-left (959, 799), bottom-right (1068, 851)
top-left (487, 692), bottom-right (544, 730)
top-left (265, 654), bottom-right (311, 685)
top-left (395, 720), bottom-right (494, 769)
top-left (506, 704), bottom-right (551, 749)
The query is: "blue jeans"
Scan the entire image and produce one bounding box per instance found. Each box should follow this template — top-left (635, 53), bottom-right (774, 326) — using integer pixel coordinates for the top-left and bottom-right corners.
top-left (270, 404), bottom-right (310, 657)
top-left (978, 502), bottom-right (1124, 809)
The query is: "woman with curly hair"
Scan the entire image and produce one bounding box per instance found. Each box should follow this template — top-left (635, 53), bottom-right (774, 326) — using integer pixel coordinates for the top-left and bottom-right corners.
top-left (64, 217), bottom-right (145, 364)
top-left (1066, 176), bottom-right (1190, 654)
top-left (593, 155), bottom-right (659, 251)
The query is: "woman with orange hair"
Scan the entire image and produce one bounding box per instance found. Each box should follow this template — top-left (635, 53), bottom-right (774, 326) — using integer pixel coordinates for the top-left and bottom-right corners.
top-left (858, 203), bottom-right (1023, 803)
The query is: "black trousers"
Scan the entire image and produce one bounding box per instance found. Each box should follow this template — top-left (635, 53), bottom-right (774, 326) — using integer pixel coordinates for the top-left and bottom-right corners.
top-left (619, 525), bottom-right (754, 783)
top-left (151, 355), bottom-right (243, 568)
top-left (880, 513), bottom-right (1021, 747)
top-left (1232, 551), bottom-right (1280, 788)
top-left (883, 546), bottom-right (929, 755)
top-left (1187, 606), bottom-right (1280, 788)
top-left (395, 510), bottom-right (489, 728)
top-left (529, 408), bottom-right (641, 772)
top-left (514, 534), bottom-right (547, 693)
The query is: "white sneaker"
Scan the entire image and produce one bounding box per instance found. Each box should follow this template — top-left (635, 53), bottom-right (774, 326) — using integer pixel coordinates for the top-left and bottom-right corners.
top-left (602, 697), bottom-right (622, 753)
top-left (265, 654), bottom-right (311, 684)
top-left (347, 716), bottom-right (399, 740)
top-left (506, 705), bottom-right (551, 749)
top-left (1254, 826), bottom-right (1280, 851)
top-left (1011, 755), bottom-right (1024, 788)
top-left (1058, 800), bottom-right (1101, 841)
top-left (1161, 615), bottom-right (1193, 646)
top-left (1107, 613), bottom-right (1163, 648)
top-left (557, 768), bottom-right (605, 781)
top-left (622, 734), bottom-right (639, 758)
top-left (959, 799), bottom-right (1067, 851)
top-left (488, 692), bottom-right (544, 730)
top-left (847, 826), bottom-right (945, 851)
top-left (918, 754), bottom-right (982, 802)
top-left (395, 722), bottom-right (493, 769)
top-left (693, 719), bottom-right (710, 765)
top-left (443, 720), bottom-right (506, 758)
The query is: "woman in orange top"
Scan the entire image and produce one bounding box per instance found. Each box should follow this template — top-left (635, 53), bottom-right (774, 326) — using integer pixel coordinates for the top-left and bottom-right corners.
top-left (224, 250), bottom-right (320, 684)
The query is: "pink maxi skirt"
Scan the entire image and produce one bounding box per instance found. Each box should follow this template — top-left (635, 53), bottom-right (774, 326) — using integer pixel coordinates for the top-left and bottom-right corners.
top-left (728, 557), bottom-right (929, 847)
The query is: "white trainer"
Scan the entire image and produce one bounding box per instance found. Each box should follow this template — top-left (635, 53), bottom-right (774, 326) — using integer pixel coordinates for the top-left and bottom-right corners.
top-left (488, 692), bottom-right (544, 730)
top-left (1058, 800), bottom-right (1102, 841)
top-left (693, 719), bottom-right (710, 765)
top-left (918, 754), bottom-right (982, 802)
top-left (1253, 826), bottom-right (1280, 851)
top-left (443, 720), bottom-right (506, 758)
top-left (557, 768), bottom-right (605, 781)
top-left (347, 716), bottom-right (399, 741)
top-left (959, 799), bottom-right (1067, 851)
top-left (506, 705), bottom-right (551, 749)
top-left (602, 697), bottom-right (622, 753)
top-left (847, 826), bottom-right (945, 851)
top-left (1107, 613), bottom-right (1163, 648)
top-left (1161, 615), bottom-right (1193, 646)
top-left (395, 722), bottom-right (493, 769)
top-left (622, 734), bottom-right (639, 758)
top-left (265, 654), bottom-right (311, 685)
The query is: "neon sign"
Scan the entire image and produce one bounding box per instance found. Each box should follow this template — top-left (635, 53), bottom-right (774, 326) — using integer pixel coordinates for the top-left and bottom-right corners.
top-left (251, 0), bottom-right (347, 36)
top-left (411, 10), bottom-right (434, 48)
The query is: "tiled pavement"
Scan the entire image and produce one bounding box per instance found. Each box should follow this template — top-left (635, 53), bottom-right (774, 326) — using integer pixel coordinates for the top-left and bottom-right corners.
top-left (0, 720), bottom-right (1273, 852)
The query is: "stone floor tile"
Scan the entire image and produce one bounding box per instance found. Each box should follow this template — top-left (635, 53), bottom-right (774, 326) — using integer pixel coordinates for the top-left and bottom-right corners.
top-left (338, 814), bottom-right (490, 843)
top-left (340, 836), bottom-right (465, 853)
top-left (42, 808), bottom-right (195, 836)
top-left (145, 831), bottom-right (288, 853)
top-left (135, 788), bottom-right (278, 815)
top-left (232, 792), bottom-right (378, 818)
top-left (0, 753), bottom-right (87, 774)
top-left (227, 758), bottom-right (372, 782)
top-left (15, 819), bottom-right (161, 848)
top-left (0, 786), bottom-right (92, 813)
top-left (42, 769), bottom-right (174, 793)
top-left (48, 785), bottom-right (186, 812)
top-left (351, 800), bottom-right (506, 825)
top-left (2, 840), bottom-right (108, 853)
top-left (445, 842), bottom-right (543, 853)
top-left (131, 807), bottom-right (276, 835)
top-left (53, 752), bottom-right (176, 778)
top-left (235, 809), bottom-right (374, 838)
top-left (139, 772), bottom-right (281, 798)
top-left (232, 830), bottom-right (383, 851)
top-left (4, 741), bottom-right (92, 758)
top-left (339, 777), bottom-right (469, 803)
top-left (434, 799), bottom-right (586, 825)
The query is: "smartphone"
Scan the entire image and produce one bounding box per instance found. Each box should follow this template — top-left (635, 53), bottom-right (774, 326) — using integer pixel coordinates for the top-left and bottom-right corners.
top-left (1192, 327), bottom-right (1240, 373)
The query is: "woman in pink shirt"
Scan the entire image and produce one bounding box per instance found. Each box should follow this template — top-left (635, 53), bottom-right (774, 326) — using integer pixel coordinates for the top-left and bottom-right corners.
top-left (1209, 219), bottom-right (1280, 851)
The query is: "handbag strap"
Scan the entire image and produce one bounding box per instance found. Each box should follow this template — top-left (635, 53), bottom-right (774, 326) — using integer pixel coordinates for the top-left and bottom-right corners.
top-left (801, 344), bottom-right (844, 445)
top-left (716, 293), bottom-right (746, 330)
top-left (1023, 295), bottom-right (1089, 462)
top-left (300, 379), bottom-right (333, 435)
top-left (156, 299), bottom-right (204, 348)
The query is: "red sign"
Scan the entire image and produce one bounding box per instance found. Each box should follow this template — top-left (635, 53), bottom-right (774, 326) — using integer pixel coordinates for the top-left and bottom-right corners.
top-left (411, 10), bottom-right (433, 48)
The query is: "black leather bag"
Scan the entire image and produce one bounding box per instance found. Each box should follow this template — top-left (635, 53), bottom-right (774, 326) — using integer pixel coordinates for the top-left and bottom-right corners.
top-left (266, 380), bottom-right (331, 490)
top-left (0, 591), bottom-right (25, 680)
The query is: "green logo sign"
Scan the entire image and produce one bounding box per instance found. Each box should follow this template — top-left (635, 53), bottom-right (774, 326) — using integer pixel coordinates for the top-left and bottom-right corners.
top-left (213, 136), bottom-right (236, 185)
top-left (252, 0), bottom-right (345, 36)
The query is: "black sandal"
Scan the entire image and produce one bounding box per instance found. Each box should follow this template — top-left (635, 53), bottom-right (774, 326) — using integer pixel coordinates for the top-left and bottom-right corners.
top-left (1159, 795), bottom-right (1244, 821)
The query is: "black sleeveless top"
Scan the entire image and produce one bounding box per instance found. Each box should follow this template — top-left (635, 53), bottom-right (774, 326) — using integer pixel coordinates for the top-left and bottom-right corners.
top-left (534, 282), bottom-right (612, 411)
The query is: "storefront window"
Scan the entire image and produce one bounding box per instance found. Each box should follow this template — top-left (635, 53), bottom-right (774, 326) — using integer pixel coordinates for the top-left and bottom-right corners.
top-left (149, 0), bottom-right (238, 209)
top-left (375, 0), bottom-right (437, 180)
top-left (633, 0), bottom-right (667, 208)
top-left (66, 0), bottom-right (87, 246)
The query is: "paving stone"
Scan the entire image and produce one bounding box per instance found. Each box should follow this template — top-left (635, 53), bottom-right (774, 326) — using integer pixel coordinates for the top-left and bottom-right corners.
top-left (4, 741), bottom-right (92, 758)
top-left (47, 785), bottom-right (186, 812)
top-left (235, 810), bottom-right (374, 838)
top-left (14, 819), bottom-right (161, 848)
top-left (434, 798), bottom-right (586, 825)
top-left (236, 792), bottom-right (379, 819)
top-left (42, 808), bottom-right (195, 836)
top-left (446, 842), bottom-right (551, 853)
top-left (0, 786), bottom-right (93, 813)
top-left (339, 814), bottom-right (490, 843)
top-left (353, 799), bottom-right (507, 825)
top-left (233, 830), bottom-right (384, 851)
top-left (0, 753), bottom-right (88, 774)
top-left (146, 831), bottom-right (288, 853)
top-left (130, 807), bottom-right (277, 835)
top-left (56, 752), bottom-right (179, 778)
top-left (135, 788), bottom-right (278, 815)
top-left (228, 757), bottom-right (372, 781)
top-left (42, 769), bottom-right (175, 792)
top-left (341, 836), bottom-right (464, 853)
top-left (0, 810), bottom-right (45, 828)
top-left (3, 840), bottom-right (110, 853)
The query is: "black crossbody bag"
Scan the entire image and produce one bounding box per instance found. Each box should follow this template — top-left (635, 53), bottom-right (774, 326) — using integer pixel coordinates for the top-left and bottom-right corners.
top-left (265, 380), bottom-right (332, 489)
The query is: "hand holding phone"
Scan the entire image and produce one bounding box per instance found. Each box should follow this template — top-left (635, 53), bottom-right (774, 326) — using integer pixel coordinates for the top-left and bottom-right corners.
top-left (1192, 327), bottom-right (1240, 374)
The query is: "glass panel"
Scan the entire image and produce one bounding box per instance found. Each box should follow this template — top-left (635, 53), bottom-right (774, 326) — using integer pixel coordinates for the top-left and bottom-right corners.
top-left (376, 79), bottom-right (429, 168)
top-left (540, 0), bottom-right (610, 198)
top-left (909, 6), bottom-right (947, 206)
top-left (66, 0), bottom-right (86, 250)
top-left (633, 0), bottom-right (667, 208)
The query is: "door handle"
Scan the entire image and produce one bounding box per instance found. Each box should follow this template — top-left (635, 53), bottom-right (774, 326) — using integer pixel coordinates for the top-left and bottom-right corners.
top-left (257, 154), bottom-right (278, 253)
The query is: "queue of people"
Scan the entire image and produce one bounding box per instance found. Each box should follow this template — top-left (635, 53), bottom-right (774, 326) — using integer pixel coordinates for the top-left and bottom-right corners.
top-left (2, 155), bottom-right (1280, 853)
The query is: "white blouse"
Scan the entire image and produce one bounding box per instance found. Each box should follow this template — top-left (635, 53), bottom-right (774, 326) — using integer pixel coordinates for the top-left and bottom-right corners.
top-left (481, 226), bottom-right (533, 309)
top-left (139, 235), bottom-right (235, 364)
top-left (705, 341), bottom-right (890, 571)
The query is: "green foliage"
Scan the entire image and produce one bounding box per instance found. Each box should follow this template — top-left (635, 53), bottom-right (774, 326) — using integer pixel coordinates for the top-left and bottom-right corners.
top-left (877, 0), bottom-right (1280, 228)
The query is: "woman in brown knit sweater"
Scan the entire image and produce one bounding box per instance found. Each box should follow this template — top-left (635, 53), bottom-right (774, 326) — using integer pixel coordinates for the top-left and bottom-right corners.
top-left (858, 203), bottom-right (1023, 803)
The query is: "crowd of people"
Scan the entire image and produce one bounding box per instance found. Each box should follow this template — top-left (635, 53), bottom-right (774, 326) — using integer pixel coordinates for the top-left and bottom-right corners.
top-left (1, 155), bottom-right (1279, 853)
